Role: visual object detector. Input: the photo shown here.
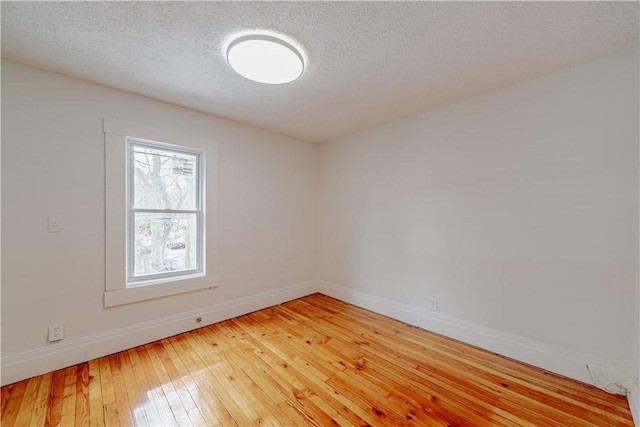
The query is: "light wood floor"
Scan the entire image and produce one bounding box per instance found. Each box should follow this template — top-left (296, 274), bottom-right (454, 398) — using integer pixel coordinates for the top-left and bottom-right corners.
top-left (1, 294), bottom-right (634, 426)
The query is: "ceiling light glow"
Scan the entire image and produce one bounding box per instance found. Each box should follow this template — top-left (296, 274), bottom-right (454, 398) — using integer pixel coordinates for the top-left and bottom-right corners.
top-left (227, 34), bottom-right (304, 84)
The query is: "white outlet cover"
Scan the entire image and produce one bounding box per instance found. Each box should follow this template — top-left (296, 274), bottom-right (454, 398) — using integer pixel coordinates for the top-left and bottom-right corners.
top-left (48, 217), bottom-right (61, 233)
top-left (48, 322), bottom-right (64, 342)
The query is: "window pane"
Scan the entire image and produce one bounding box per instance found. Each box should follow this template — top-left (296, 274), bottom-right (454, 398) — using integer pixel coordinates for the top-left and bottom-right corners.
top-left (133, 212), bottom-right (198, 277)
top-left (132, 143), bottom-right (197, 210)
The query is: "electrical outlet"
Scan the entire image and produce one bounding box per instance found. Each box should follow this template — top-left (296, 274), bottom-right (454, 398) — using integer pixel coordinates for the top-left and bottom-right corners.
top-left (428, 298), bottom-right (438, 311)
top-left (48, 217), bottom-right (61, 233)
top-left (48, 323), bottom-right (64, 342)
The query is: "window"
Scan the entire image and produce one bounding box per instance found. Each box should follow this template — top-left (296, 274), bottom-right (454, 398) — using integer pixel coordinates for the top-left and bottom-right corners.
top-left (104, 118), bottom-right (218, 307)
top-left (127, 138), bottom-right (204, 285)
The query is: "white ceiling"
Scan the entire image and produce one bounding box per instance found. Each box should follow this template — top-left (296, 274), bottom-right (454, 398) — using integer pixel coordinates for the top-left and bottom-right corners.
top-left (2, 2), bottom-right (638, 143)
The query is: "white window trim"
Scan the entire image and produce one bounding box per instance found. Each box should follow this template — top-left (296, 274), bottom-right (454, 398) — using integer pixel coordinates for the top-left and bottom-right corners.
top-left (104, 118), bottom-right (218, 307)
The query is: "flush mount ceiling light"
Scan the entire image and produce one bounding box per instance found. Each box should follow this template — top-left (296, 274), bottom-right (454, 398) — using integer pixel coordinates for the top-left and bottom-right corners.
top-left (227, 34), bottom-right (304, 84)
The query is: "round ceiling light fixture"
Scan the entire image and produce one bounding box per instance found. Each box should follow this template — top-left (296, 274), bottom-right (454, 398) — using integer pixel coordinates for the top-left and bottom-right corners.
top-left (227, 34), bottom-right (304, 84)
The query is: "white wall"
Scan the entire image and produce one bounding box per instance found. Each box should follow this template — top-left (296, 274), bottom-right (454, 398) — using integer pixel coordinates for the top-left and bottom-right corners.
top-left (635, 292), bottom-right (639, 422)
top-left (319, 48), bottom-right (638, 381)
top-left (1, 60), bottom-right (317, 382)
top-left (633, 144), bottom-right (640, 424)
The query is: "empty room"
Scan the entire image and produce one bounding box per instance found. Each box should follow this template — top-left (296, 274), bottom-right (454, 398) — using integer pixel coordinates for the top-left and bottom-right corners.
top-left (1, 2), bottom-right (639, 426)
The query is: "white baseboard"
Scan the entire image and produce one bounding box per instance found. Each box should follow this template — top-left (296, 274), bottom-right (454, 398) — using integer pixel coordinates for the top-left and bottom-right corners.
top-left (3, 277), bottom-right (635, 407)
top-left (1, 280), bottom-right (317, 386)
top-left (318, 280), bottom-right (634, 394)
top-left (630, 381), bottom-right (640, 427)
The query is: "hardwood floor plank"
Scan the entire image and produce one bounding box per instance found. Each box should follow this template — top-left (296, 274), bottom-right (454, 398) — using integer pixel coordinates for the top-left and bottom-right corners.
top-left (225, 318), bottom-right (364, 426)
top-left (60, 365), bottom-right (79, 426)
top-left (159, 337), bottom-right (232, 426)
top-left (14, 376), bottom-right (41, 426)
top-left (186, 405), bottom-right (208, 427)
top-left (1, 379), bottom-right (28, 427)
top-left (1, 382), bottom-right (16, 414)
top-left (45, 368), bottom-right (68, 427)
top-left (188, 326), bottom-right (298, 426)
top-left (203, 322), bottom-right (319, 426)
top-left (135, 345), bottom-right (179, 426)
top-left (150, 341), bottom-right (216, 426)
top-left (108, 354), bottom-right (135, 426)
top-left (87, 359), bottom-right (104, 427)
top-left (173, 329), bottom-right (270, 425)
top-left (74, 362), bottom-right (91, 427)
top-left (102, 402), bottom-right (120, 427)
top-left (145, 342), bottom-right (193, 426)
top-left (98, 357), bottom-right (115, 406)
top-left (259, 311), bottom-right (418, 425)
top-left (173, 331), bottom-right (255, 426)
top-left (1, 294), bottom-right (634, 426)
top-left (127, 347), bottom-right (167, 426)
top-left (29, 372), bottom-right (54, 426)
top-left (98, 356), bottom-right (119, 427)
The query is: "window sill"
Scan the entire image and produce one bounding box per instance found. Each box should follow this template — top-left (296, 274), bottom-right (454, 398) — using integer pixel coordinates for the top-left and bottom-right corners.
top-left (128, 271), bottom-right (205, 288)
top-left (104, 275), bottom-right (218, 308)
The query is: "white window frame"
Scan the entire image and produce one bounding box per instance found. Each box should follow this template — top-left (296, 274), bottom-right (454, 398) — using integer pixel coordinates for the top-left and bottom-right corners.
top-left (127, 137), bottom-right (205, 285)
top-left (104, 118), bottom-right (218, 307)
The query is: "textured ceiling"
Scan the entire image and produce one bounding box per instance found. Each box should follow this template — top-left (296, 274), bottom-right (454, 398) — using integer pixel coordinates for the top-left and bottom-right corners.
top-left (2, 2), bottom-right (638, 143)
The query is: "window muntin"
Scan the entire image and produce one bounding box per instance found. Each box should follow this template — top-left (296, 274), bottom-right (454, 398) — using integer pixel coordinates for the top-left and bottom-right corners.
top-left (127, 138), bottom-right (204, 285)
